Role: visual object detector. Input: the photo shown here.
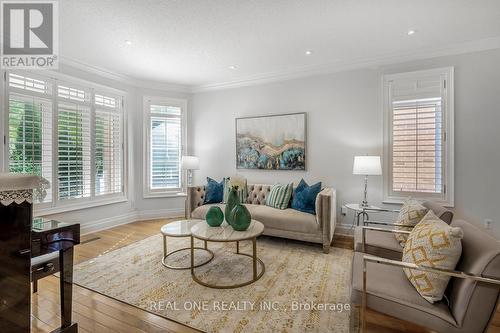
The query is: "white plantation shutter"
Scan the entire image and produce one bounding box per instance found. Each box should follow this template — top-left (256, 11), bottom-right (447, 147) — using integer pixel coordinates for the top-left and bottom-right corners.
top-left (7, 76), bottom-right (53, 203)
top-left (145, 99), bottom-right (185, 196)
top-left (94, 94), bottom-right (123, 196)
top-left (57, 101), bottom-right (91, 200)
top-left (6, 71), bottom-right (126, 211)
top-left (392, 98), bottom-right (443, 193)
top-left (384, 68), bottom-right (454, 205)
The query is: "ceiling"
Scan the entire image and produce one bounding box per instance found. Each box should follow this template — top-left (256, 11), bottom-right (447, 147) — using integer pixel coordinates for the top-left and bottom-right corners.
top-left (60, 0), bottom-right (500, 90)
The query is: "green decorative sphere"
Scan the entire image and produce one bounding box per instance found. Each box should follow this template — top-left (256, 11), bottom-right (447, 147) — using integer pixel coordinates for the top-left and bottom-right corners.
top-left (230, 204), bottom-right (252, 231)
top-left (205, 206), bottom-right (224, 227)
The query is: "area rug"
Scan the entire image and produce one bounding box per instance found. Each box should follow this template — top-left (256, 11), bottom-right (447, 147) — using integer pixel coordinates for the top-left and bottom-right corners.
top-left (74, 234), bottom-right (357, 332)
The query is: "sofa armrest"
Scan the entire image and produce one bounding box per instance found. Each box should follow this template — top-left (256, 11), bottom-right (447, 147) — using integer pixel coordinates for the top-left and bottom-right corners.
top-left (316, 188), bottom-right (336, 253)
top-left (187, 186), bottom-right (206, 218)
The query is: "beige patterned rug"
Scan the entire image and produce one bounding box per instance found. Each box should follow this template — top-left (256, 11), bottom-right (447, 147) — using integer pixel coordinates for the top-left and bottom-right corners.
top-left (74, 233), bottom-right (357, 332)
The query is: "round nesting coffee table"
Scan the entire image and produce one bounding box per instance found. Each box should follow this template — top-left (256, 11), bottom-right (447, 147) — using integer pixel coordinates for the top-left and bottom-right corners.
top-left (190, 220), bottom-right (265, 289)
top-left (160, 219), bottom-right (214, 270)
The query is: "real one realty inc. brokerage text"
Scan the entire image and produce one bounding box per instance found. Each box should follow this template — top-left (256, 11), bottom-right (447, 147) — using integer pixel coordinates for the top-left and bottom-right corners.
top-left (150, 300), bottom-right (351, 312)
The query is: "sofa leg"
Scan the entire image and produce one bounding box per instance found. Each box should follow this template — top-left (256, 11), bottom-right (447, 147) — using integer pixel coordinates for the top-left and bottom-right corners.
top-left (323, 244), bottom-right (330, 254)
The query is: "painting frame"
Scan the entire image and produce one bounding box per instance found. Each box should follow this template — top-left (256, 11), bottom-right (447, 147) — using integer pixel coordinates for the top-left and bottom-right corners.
top-left (235, 112), bottom-right (307, 171)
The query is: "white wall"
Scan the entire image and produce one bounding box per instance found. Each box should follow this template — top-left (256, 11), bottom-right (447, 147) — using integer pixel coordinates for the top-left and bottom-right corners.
top-left (0, 63), bottom-right (189, 234)
top-left (190, 48), bottom-right (500, 238)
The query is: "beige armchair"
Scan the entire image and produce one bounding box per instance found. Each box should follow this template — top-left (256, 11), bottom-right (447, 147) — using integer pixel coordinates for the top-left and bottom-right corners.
top-left (353, 201), bottom-right (454, 260)
top-left (351, 219), bottom-right (500, 333)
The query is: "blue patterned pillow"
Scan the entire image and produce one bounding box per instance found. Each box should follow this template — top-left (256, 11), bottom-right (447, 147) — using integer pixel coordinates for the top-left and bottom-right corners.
top-left (204, 177), bottom-right (224, 204)
top-left (291, 179), bottom-right (322, 215)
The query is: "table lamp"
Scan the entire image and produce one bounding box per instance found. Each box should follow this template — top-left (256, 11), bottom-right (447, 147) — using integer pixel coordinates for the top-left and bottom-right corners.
top-left (353, 156), bottom-right (382, 207)
top-left (181, 156), bottom-right (199, 187)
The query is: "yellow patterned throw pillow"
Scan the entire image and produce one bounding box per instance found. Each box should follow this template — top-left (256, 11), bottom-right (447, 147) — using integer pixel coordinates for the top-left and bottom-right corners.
top-left (395, 198), bottom-right (429, 247)
top-left (402, 210), bottom-right (463, 303)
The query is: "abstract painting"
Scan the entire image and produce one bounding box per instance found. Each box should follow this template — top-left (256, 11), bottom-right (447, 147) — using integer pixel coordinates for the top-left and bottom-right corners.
top-left (236, 113), bottom-right (306, 170)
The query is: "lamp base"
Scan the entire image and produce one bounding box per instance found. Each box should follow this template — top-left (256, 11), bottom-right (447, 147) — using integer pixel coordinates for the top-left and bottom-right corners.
top-left (360, 175), bottom-right (369, 208)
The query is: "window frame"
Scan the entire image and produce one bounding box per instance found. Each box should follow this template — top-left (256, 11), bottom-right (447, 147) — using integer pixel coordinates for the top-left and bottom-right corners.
top-left (383, 67), bottom-right (454, 207)
top-left (143, 96), bottom-right (187, 198)
top-left (2, 70), bottom-right (128, 215)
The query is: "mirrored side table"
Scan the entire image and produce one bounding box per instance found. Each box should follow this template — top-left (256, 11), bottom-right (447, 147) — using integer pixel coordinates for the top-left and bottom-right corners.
top-left (345, 203), bottom-right (382, 227)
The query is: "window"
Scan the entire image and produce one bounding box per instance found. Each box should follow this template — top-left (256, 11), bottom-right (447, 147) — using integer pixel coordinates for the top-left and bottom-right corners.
top-left (144, 97), bottom-right (186, 197)
top-left (383, 67), bottom-right (454, 206)
top-left (8, 90), bottom-right (53, 203)
top-left (5, 72), bottom-right (125, 212)
top-left (57, 84), bottom-right (91, 200)
top-left (94, 94), bottom-right (122, 196)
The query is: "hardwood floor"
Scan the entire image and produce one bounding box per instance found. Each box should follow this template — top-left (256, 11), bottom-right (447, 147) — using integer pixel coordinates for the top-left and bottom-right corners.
top-left (31, 219), bottom-right (500, 333)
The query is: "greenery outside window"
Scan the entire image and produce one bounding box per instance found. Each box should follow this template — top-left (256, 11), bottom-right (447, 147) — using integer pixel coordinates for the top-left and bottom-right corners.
top-left (5, 71), bottom-right (125, 213)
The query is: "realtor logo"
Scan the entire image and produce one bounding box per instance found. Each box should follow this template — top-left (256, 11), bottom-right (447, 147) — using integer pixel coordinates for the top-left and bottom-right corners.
top-left (1, 0), bottom-right (58, 69)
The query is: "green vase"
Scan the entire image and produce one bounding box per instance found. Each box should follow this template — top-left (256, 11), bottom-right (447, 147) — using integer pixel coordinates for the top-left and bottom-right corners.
top-left (205, 206), bottom-right (224, 227)
top-left (230, 204), bottom-right (252, 231)
top-left (225, 188), bottom-right (239, 226)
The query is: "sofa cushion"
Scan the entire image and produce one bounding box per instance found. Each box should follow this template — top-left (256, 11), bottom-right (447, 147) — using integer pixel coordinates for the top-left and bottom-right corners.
top-left (351, 252), bottom-right (457, 330)
top-left (247, 204), bottom-right (319, 234)
top-left (192, 204), bottom-right (225, 220)
top-left (192, 203), bottom-right (319, 235)
top-left (246, 184), bottom-right (272, 205)
top-left (204, 177), bottom-right (224, 204)
top-left (291, 179), bottom-right (322, 215)
top-left (395, 198), bottom-right (429, 246)
top-left (402, 210), bottom-right (463, 303)
top-left (354, 227), bottom-right (403, 260)
top-left (423, 201), bottom-right (454, 224)
top-left (266, 183), bottom-right (293, 210)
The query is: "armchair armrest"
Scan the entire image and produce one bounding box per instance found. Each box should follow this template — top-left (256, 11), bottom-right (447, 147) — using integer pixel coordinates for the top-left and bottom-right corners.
top-left (363, 254), bottom-right (500, 284)
top-left (363, 220), bottom-right (415, 228)
top-left (358, 254), bottom-right (500, 331)
top-left (362, 207), bottom-right (401, 213)
top-left (360, 226), bottom-right (410, 253)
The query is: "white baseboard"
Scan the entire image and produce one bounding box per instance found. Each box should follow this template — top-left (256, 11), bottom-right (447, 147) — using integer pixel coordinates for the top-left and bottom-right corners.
top-left (335, 223), bottom-right (355, 236)
top-left (136, 208), bottom-right (184, 221)
top-left (80, 208), bottom-right (184, 235)
top-left (80, 211), bottom-right (138, 235)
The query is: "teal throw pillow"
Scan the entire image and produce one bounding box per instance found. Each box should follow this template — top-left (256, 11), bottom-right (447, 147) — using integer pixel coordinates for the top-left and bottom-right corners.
top-left (291, 179), bottom-right (322, 215)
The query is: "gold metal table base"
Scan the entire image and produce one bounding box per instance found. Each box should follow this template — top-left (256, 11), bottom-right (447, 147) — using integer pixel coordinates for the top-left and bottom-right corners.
top-left (190, 236), bottom-right (265, 289)
top-left (162, 235), bottom-right (214, 270)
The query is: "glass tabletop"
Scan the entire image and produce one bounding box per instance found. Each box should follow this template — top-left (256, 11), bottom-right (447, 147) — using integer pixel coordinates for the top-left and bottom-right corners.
top-left (32, 217), bottom-right (74, 232)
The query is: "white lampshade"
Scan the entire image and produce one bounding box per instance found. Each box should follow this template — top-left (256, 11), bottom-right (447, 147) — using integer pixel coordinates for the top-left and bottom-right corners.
top-left (181, 156), bottom-right (200, 170)
top-left (353, 156), bottom-right (382, 176)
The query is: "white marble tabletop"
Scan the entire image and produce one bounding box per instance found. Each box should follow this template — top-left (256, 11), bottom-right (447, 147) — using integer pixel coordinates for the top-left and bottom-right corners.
top-left (191, 220), bottom-right (264, 241)
top-left (161, 219), bottom-right (204, 237)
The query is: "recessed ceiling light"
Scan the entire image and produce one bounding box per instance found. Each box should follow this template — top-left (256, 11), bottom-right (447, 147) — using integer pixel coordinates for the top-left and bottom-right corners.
top-left (125, 40), bottom-right (132, 45)
top-left (228, 65), bottom-right (237, 70)
top-left (305, 50), bottom-right (313, 55)
top-left (407, 30), bottom-right (416, 36)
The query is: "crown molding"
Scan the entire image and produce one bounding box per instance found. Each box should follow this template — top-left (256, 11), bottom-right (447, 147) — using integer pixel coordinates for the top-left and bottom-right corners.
top-left (191, 36), bottom-right (500, 92)
top-left (59, 36), bottom-right (500, 94)
top-left (59, 56), bottom-right (192, 93)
